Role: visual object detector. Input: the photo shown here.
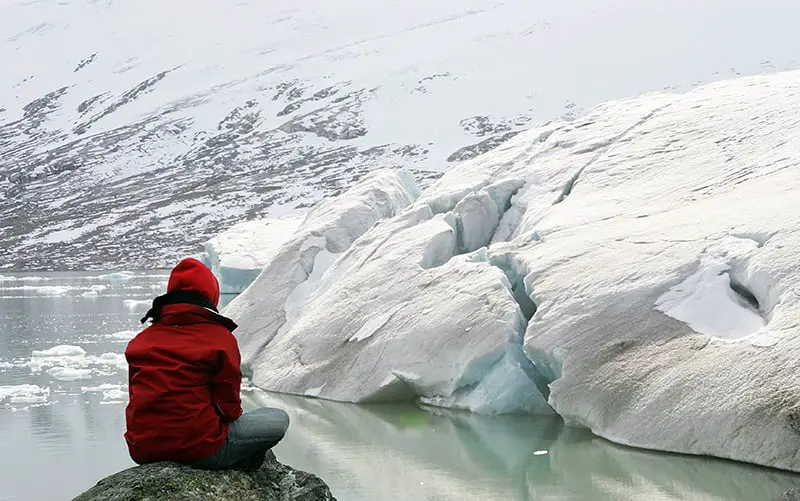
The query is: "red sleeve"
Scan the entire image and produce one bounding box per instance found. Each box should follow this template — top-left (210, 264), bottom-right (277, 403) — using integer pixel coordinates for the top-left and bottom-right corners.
top-left (211, 332), bottom-right (243, 423)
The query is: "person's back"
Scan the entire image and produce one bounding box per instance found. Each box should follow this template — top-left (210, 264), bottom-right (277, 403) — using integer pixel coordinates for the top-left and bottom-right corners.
top-left (124, 258), bottom-right (289, 470)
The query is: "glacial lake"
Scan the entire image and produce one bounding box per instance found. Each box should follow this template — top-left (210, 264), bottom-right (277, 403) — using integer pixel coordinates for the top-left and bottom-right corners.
top-left (0, 271), bottom-right (797, 501)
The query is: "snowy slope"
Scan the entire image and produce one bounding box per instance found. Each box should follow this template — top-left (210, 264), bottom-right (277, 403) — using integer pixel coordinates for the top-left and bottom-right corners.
top-left (2, 0), bottom-right (799, 270)
top-left (228, 70), bottom-right (800, 472)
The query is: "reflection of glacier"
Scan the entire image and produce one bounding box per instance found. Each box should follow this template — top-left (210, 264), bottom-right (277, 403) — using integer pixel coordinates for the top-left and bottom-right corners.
top-left (227, 71), bottom-right (800, 473)
top-left (245, 391), bottom-right (798, 501)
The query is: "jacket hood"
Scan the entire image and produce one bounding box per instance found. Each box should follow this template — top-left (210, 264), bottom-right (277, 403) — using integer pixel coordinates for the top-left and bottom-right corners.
top-left (167, 258), bottom-right (220, 307)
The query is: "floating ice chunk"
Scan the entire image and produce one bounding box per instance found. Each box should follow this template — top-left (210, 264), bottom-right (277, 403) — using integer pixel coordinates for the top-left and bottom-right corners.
top-left (0, 275), bottom-right (51, 282)
top-left (103, 330), bottom-right (139, 341)
top-left (0, 359), bottom-right (29, 369)
top-left (81, 284), bottom-right (108, 297)
top-left (0, 384), bottom-right (49, 404)
top-left (124, 299), bottom-right (151, 311)
top-left (82, 383), bottom-right (124, 393)
top-left (102, 389), bottom-right (128, 401)
top-left (204, 217), bottom-right (303, 294)
top-left (20, 285), bottom-right (71, 295)
top-left (32, 345), bottom-right (86, 358)
top-left (47, 367), bottom-right (93, 381)
top-left (96, 353), bottom-right (127, 371)
top-left (96, 272), bottom-right (134, 280)
top-left (30, 345), bottom-right (127, 375)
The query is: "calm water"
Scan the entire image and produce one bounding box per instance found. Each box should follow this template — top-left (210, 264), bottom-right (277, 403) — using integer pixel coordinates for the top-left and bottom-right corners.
top-left (0, 272), bottom-right (797, 501)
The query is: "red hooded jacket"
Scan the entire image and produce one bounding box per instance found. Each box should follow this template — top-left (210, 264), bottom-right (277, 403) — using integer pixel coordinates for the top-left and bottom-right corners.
top-left (124, 258), bottom-right (243, 463)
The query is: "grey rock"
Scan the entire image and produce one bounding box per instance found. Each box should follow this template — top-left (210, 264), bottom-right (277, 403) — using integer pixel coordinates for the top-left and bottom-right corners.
top-left (72, 451), bottom-right (336, 501)
top-left (446, 131), bottom-right (522, 162)
top-left (776, 490), bottom-right (800, 501)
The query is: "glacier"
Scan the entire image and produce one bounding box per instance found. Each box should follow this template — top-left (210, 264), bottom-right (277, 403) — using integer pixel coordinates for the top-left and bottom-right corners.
top-left (203, 217), bottom-right (302, 294)
top-left (228, 70), bottom-right (800, 471)
top-left (224, 168), bottom-right (421, 363)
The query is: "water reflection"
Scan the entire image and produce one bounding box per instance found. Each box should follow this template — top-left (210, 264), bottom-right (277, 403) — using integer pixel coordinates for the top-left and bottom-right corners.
top-left (245, 391), bottom-right (799, 501)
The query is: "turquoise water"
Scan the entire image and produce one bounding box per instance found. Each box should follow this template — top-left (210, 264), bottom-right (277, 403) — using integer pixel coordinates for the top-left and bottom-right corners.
top-left (0, 272), bottom-right (797, 500)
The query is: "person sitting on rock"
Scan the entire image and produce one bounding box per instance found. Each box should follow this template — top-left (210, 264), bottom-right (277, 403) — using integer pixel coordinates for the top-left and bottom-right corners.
top-left (124, 257), bottom-right (289, 471)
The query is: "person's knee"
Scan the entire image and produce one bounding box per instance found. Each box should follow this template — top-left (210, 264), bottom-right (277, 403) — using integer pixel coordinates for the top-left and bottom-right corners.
top-left (265, 408), bottom-right (289, 438)
top-left (253, 407), bottom-right (289, 431)
top-left (275, 409), bottom-right (289, 433)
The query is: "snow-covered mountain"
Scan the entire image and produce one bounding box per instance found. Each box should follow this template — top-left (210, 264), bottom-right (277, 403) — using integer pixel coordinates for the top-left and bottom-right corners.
top-left (2, 0), bottom-right (798, 270)
top-left (226, 70), bottom-right (800, 472)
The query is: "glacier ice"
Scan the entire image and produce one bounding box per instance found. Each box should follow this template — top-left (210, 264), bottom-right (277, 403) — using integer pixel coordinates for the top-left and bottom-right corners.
top-left (229, 71), bottom-right (800, 472)
top-left (29, 344), bottom-right (128, 378)
top-left (224, 168), bottom-right (421, 363)
top-left (203, 217), bottom-right (303, 294)
top-left (654, 237), bottom-right (766, 339)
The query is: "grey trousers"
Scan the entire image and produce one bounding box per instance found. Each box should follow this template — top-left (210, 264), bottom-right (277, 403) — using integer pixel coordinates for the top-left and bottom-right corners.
top-left (193, 407), bottom-right (290, 471)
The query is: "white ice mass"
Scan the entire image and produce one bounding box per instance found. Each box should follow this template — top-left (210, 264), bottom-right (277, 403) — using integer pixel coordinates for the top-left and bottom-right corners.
top-left (225, 168), bottom-right (420, 361)
top-left (203, 218), bottom-right (303, 294)
top-left (29, 344), bottom-right (128, 380)
top-left (228, 71), bottom-right (800, 472)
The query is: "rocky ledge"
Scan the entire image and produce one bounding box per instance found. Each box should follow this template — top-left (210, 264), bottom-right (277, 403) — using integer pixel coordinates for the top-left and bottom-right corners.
top-left (73, 451), bottom-right (337, 501)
